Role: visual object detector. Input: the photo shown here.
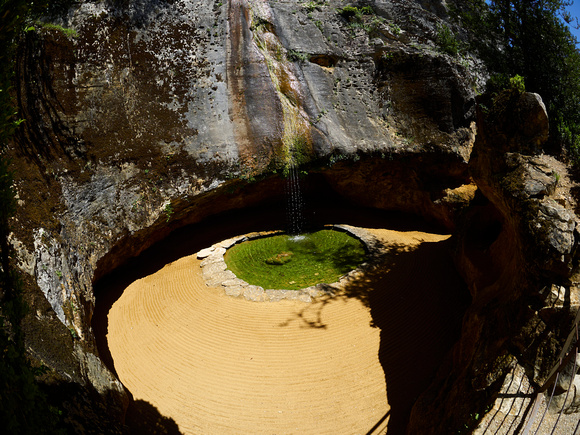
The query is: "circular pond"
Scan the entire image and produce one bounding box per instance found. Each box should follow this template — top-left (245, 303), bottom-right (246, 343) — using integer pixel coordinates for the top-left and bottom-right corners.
top-left (224, 229), bottom-right (367, 290)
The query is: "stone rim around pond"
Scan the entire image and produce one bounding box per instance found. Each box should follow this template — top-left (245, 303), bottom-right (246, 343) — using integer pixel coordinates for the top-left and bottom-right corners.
top-left (197, 225), bottom-right (381, 303)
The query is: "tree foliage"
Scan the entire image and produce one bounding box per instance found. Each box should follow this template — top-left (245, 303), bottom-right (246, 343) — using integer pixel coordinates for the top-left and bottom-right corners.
top-left (455, 0), bottom-right (580, 158)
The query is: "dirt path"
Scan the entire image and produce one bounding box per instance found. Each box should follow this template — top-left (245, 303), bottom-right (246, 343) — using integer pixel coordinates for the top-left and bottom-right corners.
top-left (106, 228), bottom-right (462, 434)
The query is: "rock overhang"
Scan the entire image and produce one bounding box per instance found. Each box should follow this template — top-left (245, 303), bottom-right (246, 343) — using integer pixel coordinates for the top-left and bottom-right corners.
top-left (16, 0), bottom-right (580, 432)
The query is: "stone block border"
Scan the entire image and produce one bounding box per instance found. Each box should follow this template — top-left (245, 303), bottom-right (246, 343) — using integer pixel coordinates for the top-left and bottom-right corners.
top-left (196, 225), bottom-right (381, 303)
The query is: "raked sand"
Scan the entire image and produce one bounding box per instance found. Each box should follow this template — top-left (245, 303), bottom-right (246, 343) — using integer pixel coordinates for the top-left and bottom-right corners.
top-left (106, 228), bottom-right (466, 434)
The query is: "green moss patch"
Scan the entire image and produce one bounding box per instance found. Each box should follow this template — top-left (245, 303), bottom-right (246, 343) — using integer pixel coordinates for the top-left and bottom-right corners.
top-left (265, 251), bottom-right (294, 265)
top-left (224, 230), bottom-right (367, 290)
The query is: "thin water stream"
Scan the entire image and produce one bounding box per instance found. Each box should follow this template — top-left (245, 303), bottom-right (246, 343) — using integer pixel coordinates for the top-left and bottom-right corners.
top-left (285, 165), bottom-right (304, 234)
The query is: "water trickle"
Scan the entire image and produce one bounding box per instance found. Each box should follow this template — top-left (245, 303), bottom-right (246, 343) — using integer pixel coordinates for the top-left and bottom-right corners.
top-left (285, 165), bottom-right (305, 235)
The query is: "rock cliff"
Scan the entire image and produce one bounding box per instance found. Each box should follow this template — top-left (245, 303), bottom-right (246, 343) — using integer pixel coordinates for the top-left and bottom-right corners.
top-left (408, 90), bottom-right (580, 433)
top-left (7, 0), bottom-right (580, 432)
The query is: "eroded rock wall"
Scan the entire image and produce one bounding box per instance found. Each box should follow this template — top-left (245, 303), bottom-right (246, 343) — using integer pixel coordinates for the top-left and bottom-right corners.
top-left (13, 0), bottom-right (570, 432)
top-left (11, 0), bottom-right (477, 341)
top-left (407, 91), bottom-right (580, 434)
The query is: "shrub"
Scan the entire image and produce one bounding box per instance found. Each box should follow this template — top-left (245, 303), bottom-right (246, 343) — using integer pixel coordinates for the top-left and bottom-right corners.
top-left (338, 5), bottom-right (374, 20)
top-left (39, 22), bottom-right (77, 38)
top-left (287, 49), bottom-right (309, 62)
top-left (337, 5), bottom-right (383, 36)
top-left (487, 73), bottom-right (525, 95)
top-left (436, 23), bottom-right (460, 55)
top-left (337, 5), bottom-right (360, 20)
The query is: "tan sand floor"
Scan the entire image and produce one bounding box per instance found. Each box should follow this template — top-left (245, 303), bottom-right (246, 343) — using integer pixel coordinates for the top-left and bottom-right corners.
top-left (106, 228), bottom-right (464, 434)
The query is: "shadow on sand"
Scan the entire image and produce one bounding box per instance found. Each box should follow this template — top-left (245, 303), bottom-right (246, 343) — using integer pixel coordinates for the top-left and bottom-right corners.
top-left (93, 202), bottom-right (469, 434)
top-left (283, 238), bottom-right (471, 434)
top-left (125, 399), bottom-right (182, 435)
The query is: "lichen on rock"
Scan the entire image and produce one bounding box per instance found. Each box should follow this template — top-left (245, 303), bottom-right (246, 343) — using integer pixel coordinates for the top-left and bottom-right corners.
top-left (7, 0), bottom-right (580, 432)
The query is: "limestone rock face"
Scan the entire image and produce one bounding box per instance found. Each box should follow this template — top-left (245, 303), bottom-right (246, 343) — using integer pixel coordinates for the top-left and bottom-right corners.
top-left (407, 91), bottom-right (580, 433)
top-left (11, 0), bottom-right (478, 352)
top-left (8, 0), bottom-right (579, 432)
top-left (469, 92), bottom-right (574, 279)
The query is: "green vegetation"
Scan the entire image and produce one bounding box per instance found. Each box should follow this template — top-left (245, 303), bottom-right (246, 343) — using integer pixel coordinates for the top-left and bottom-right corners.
top-left (303, 0), bottom-right (326, 13)
top-left (287, 49), bottom-right (310, 63)
top-left (390, 23), bottom-right (401, 36)
top-left (337, 5), bottom-right (374, 20)
top-left (311, 108), bottom-right (328, 125)
top-left (454, 0), bottom-right (580, 159)
top-left (487, 73), bottom-right (526, 95)
top-left (314, 19), bottom-right (324, 32)
top-left (250, 15), bottom-right (273, 33)
top-left (337, 5), bottom-right (384, 35)
top-left (337, 5), bottom-right (361, 19)
top-left (34, 22), bottom-right (77, 38)
top-left (478, 73), bottom-right (527, 119)
top-left (224, 230), bottom-right (367, 290)
top-left (289, 135), bottom-right (310, 165)
top-left (164, 203), bottom-right (174, 222)
top-left (436, 23), bottom-right (461, 55)
top-left (0, 0), bottom-right (73, 432)
top-left (328, 152), bottom-right (349, 166)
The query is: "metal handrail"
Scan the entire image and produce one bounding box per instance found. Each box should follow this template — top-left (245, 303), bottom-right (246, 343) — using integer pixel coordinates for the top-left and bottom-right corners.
top-left (539, 309), bottom-right (580, 394)
top-left (484, 307), bottom-right (580, 435)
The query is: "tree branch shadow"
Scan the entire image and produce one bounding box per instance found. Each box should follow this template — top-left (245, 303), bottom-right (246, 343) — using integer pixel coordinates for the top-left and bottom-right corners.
top-left (279, 236), bottom-right (471, 434)
top-left (278, 293), bottom-right (334, 329)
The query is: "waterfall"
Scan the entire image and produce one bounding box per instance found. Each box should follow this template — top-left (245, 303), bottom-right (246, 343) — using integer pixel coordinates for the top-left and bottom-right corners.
top-left (285, 165), bottom-right (305, 235)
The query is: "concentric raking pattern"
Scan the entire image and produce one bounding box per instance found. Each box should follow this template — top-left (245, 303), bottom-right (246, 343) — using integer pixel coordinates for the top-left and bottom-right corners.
top-left (107, 228), bottom-right (458, 434)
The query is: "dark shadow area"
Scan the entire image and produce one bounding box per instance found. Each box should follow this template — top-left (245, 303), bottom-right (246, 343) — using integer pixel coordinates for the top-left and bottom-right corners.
top-left (39, 380), bottom-right (175, 435)
top-left (283, 238), bottom-right (471, 433)
top-left (15, 29), bottom-right (83, 168)
top-left (299, 173), bottom-right (450, 235)
top-left (328, 243), bottom-right (368, 271)
top-left (366, 409), bottom-right (391, 435)
top-left (345, 239), bottom-right (471, 434)
top-left (92, 178), bottom-right (464, 433)
top-left (125, 399), bottom-right (182, 435)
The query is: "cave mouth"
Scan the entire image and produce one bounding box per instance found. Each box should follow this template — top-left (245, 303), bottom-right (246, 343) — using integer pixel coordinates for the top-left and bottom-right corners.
top-left (94, 195), bottom-right (471, 434)
top-left (223, 228), bottom-right (368, 290)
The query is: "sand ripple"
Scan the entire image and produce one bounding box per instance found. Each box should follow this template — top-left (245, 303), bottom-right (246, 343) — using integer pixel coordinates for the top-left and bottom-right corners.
top-left (108, 258), bottom-right (388, 433)
top-left (107, 228), bottom-right (458, 434)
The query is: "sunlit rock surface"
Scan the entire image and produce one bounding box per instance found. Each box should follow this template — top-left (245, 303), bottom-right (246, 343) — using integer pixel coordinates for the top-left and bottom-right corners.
top-left (7, 0), bottom-right (580, 432)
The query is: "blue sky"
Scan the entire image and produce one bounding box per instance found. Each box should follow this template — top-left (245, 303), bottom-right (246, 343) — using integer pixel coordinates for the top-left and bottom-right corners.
top-left (565, 1), bottom-right (580, 45)
top-left (482, 1), bottom-right (580, 46)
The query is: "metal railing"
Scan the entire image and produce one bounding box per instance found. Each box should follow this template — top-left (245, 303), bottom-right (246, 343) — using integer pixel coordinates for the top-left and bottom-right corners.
top-left (479, 308), bottom-right (580, 435)
top-left (365, 310), bottom-right (580, 434)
